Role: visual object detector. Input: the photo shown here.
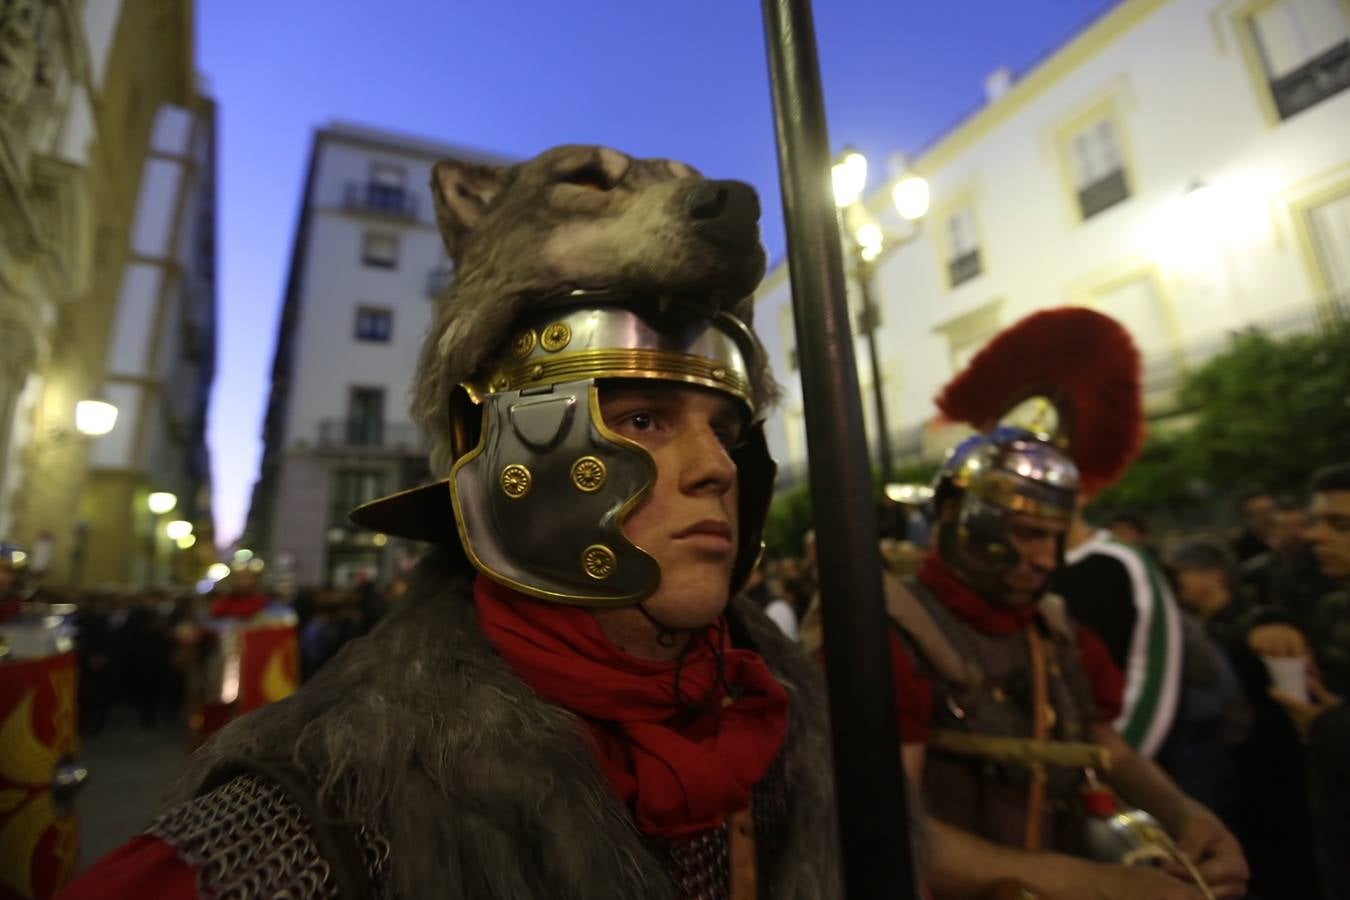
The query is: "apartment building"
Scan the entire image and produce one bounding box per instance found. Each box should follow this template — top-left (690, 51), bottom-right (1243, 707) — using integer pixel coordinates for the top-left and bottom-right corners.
top-left (757, 0), bottom-right (1350, 485)
top-left (244, 123), bottom-right (509, 587)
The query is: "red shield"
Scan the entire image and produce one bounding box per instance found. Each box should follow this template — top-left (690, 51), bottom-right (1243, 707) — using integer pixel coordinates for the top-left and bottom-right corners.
top-left (0, 651), bottom-right (79, 900)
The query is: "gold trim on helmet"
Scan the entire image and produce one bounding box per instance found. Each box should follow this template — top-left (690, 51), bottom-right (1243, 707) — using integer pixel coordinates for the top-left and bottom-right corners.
top-left (484, 348), bottom-right (753, 410)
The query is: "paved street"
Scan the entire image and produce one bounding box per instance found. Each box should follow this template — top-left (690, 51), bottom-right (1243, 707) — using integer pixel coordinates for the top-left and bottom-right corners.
top-left (76, 711), bottom-right (190, 870)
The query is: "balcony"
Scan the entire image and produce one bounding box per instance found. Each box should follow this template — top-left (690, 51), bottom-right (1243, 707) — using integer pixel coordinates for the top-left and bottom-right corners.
top-left (316, 419), bottom-right (424, 454)
top-left (344, 181), bottom-right (418, 220)
top-left (1271, 40), bottom-right (1350, 120)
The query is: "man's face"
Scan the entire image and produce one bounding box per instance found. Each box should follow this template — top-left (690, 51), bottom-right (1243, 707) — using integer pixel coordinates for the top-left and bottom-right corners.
top-left (600, 381), bottom-right (743, 630)
top-left (1243, 494), bottom-right (1276, 534)
top-left (1109, 520), bottom-right (1146, 546)
top-left (1174, 567), bottom-right (1229, 617)
top-left (1001, 513), bottom-right (1068, 605)
top-left (1272, 507), bottom-right (1310, 552)
top-left (1308, 490), bottom-right (1350, 580)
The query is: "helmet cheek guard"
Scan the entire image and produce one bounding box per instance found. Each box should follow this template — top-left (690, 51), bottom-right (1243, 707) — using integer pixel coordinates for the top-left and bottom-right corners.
top-left (450, 380), bottom-right (661, 606)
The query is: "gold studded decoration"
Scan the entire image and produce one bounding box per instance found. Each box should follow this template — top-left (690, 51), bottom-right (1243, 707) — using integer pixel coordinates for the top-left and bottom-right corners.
top-left (540, 321), bottom-right (572, 352)
top-left (581, 544), bottom-right (617, 580)
top-left (511, 329), bottom-right (537, 358)
top-left (488, 373), bottom-right (511, 393)
top-left (500, 464), bottom-right (532, 499)
top-left (570, 456), bottom-right (607, 493)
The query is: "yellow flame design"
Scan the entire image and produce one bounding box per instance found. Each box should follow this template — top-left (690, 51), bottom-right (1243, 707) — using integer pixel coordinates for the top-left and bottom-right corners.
top-left (0, 692), bottom-right (56, 787)
top-left (261, 644), bottom-right (297, 704)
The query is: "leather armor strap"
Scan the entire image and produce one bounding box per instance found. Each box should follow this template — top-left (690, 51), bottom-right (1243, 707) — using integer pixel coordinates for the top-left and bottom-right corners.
top-left (925, 731), bottom-right (1110, 771)
top-left (1024, 624), bottom-right (1049, 851)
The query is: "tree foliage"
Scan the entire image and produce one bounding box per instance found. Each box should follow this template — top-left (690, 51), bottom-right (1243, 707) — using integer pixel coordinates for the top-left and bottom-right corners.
top-left (1093, 322), bottom-right (1350, 519)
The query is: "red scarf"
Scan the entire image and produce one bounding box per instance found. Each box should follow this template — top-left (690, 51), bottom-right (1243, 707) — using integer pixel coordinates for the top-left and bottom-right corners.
top-left (917, 553), bottom-right (1037, 636)
top-left (473, 575), bottom-right (789, 838)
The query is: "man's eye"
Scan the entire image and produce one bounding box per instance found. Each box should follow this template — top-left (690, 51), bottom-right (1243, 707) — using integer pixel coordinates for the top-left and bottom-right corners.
top-left (623, 412), bottom-right (653, 431)
top-left (716, 428), bottom-right (743, 450)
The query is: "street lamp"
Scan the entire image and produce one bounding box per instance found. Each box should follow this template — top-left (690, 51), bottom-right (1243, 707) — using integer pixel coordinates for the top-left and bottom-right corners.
top-left (830, 148), bottom-right (930, 488)
top-left (145, 491), bottom-right (178, 584)
top-left (164, 520), bottom-right (193, 541)
top-left (74, 400), bottom-right (118, 437)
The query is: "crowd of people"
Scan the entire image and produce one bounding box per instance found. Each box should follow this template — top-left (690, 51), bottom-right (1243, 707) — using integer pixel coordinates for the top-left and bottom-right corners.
top-left (741, 464), bottom-right (1350, 899)
top-left (0, 567), bottom-right (404, 739)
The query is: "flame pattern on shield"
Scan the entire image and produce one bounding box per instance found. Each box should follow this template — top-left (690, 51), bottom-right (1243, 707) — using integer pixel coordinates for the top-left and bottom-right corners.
top-left (0, 653), bottom-right (79, 900)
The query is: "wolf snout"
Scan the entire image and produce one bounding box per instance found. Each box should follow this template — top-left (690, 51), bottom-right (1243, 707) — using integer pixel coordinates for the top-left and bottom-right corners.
top-left (685, 180), bottom-right (760, 250)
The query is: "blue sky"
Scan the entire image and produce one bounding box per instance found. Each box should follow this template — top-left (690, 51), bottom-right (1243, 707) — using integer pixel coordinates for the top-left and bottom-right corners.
top-left (199, 0), bottom-right (1114, 546)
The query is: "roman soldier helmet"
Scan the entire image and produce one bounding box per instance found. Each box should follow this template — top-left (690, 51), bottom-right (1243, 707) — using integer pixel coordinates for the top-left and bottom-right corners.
top-left (930, 307), bottom-right (1145, 598)
top-left (350, 148), bottom-right (777, 608)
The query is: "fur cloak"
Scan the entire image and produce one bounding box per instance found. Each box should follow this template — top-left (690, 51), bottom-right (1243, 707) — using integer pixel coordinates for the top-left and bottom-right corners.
top-left (169, 549), bottom-right (843, 900)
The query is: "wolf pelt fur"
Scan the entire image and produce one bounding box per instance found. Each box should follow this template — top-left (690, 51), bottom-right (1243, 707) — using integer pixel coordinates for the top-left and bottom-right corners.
top-left (411, 145), bottom-right (778, 475)
top-left (169, 549), bottom-right (844, 899)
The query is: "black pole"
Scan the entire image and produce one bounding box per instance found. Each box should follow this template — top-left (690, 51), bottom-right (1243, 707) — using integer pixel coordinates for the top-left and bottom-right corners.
top-left (759, 2), bottom-right (916, 898)
top-left (857, 258), bottom-right (895, 487)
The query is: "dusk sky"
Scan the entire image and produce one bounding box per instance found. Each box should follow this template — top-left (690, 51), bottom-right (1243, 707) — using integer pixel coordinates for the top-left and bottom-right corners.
top-left (199, 0), bottom-right (1114, 547)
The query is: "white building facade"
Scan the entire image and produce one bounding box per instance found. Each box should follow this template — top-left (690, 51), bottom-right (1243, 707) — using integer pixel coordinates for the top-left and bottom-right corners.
top-left (84, 96), bottom-right (218, 585)
top-left (757, 0), bottom-right (1350, 487)
top-left (246, 123), bottom-right (509, 588)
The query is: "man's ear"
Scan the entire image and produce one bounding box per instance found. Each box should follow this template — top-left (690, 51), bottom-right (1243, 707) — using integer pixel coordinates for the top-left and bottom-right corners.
top-left (430, 160), bottom-right (507, 261)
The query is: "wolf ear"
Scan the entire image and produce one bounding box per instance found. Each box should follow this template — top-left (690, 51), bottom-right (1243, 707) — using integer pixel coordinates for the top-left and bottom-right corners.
top-left (431, 159), bottom-right (507, 260)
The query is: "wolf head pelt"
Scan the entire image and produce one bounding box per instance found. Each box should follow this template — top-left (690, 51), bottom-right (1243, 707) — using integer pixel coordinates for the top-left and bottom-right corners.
top-left (413, 144), bottom-right (775, 475)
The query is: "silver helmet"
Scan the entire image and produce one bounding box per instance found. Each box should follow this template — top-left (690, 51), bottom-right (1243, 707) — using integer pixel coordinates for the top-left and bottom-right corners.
top-left (933, 426), bottom-right (1079, 597)
top-left (352, 290), bottom-right (776, 608)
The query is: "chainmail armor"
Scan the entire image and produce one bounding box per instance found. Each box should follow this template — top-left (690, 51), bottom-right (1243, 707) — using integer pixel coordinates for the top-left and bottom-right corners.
top-left (647, 754), bottom-right (790, 900)
top-left (148, 773), bottom-right (391, 900)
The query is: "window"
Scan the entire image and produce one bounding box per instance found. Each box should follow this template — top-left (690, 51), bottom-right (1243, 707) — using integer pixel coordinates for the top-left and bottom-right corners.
top-left (1305, 188), bottom-right (1350, 299)
top-left (355, 306), bottom-right (392, 342)
top-left (1094, 277), bottom-right (1172, 357)
top-left (935, 299), bottom-right (1002, 374)
top-left (945, 206), bottom-right (983, 287)
top-left (347, 387), bottom-right (385, 446)
top-left (362, 231), bottom-right (399, 269)
top-left (330, 469), bottom-right (385, 526)
top-left (367, 162), bottom-right (408, 212)
top-left (1068, 117), bottom-right (1131, 220)
top-left (1249, 0), bottom-right (1350, 119)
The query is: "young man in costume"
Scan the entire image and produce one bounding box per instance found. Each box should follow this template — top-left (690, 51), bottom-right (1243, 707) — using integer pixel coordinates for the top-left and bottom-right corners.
top-left (883, 309), bottom-right (1249, 899)
top-left (61, 147), bottom-right (846, 899)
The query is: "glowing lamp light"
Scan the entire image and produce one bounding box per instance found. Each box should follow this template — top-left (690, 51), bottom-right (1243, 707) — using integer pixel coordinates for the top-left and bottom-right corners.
top-left (147, 492), bottom-right (178, 515)
top-left (372, 533), bottom-right (389, 547)
top-left (246, 558), bottom-right (265, 573)
top-left (233, 548), bottom-right (254, 563)
top-left (832, 150), bottom-right (868, 208)
top-left (75, 400), bottom-right (118, 436)
top-left (165, 520), bottom-right (193, 540)
top-left (891, 175), bottom-right (930, 221)
top-left (855, 222), bottom-right (884, 255)
top-left (207, 562), bottom-right (231, 582)
top-left (175, 534), bottom-right (197, 550)
top-left (10, 550), bottom-right (27, 566)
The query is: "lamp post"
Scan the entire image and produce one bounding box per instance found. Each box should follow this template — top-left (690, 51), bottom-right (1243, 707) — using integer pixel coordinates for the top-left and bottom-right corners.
top-left (831, 149), bottom-right (929, 488)
top-left (145, 491), bottom-right (177, 585)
